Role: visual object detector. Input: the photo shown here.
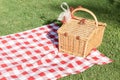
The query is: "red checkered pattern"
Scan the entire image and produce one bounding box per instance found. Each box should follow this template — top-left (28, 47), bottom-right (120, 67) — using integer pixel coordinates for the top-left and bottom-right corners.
top-left (0, 23), bottom-right (112, 80)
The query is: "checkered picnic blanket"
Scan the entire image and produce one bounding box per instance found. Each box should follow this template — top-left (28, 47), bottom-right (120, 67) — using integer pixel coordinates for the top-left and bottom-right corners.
top-left (0, 23), bottom-right (112, 80)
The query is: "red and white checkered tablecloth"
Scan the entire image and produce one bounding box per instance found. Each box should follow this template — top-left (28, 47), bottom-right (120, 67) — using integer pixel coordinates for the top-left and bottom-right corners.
top-left (0, 23), bottom-right (112, 80)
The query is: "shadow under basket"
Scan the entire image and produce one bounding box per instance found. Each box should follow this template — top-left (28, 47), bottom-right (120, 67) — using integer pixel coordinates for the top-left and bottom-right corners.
top-left (57, 7), bottom-right (106, 57)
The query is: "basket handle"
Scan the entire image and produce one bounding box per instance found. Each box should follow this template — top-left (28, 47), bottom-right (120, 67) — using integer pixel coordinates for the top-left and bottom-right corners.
top-left (71, 7), bottom-right (98, 28)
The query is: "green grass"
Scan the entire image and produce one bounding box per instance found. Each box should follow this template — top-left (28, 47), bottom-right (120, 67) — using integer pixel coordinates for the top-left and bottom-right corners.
top-left (0, 0), bottom-right (119, 80)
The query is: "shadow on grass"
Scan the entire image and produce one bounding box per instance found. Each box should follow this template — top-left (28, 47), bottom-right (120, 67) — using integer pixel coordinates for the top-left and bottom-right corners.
top-left (47, 0), bottom-right (120, 27)
top-left (43, 19), bottom-right (63, 27)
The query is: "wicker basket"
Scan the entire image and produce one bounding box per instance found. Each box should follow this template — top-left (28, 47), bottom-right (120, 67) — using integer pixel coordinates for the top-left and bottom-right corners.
top-left (57, 7), bottom-right (106, 57)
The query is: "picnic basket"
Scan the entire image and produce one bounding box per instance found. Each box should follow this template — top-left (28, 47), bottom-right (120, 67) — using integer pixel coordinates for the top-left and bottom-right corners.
top-left (57, 6), bottom-right (106, 57)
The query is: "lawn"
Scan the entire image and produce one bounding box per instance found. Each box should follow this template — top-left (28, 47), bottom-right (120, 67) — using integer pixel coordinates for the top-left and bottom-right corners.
top-left (0, 0), bottom-right (119, 80)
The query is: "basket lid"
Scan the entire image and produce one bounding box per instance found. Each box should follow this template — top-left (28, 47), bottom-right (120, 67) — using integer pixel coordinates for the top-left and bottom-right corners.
top-left (58, 18), bottom-right (97, 40)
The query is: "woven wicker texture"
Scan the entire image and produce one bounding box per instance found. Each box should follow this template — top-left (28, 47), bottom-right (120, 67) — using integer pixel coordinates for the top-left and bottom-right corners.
top-left (58, 7), bottom-right (106, 57)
